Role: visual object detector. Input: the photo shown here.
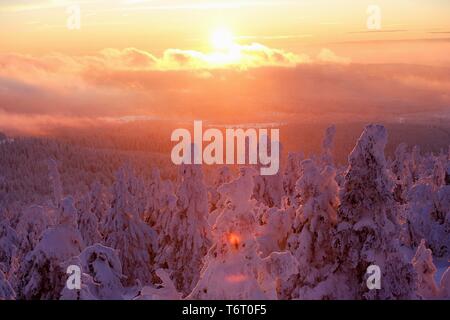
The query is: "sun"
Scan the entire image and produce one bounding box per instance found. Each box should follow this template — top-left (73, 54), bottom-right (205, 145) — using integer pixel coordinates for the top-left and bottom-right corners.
top-left (207, 27), bottom-right (241, 65)
top-left (210, 27), bottom-right (235, 51)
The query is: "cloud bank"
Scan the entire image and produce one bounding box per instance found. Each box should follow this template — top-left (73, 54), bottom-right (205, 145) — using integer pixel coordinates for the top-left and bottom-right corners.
top-left (0, 44), bottom-right (449, 135)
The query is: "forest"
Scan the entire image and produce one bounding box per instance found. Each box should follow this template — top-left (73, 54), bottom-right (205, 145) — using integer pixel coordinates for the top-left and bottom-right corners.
top-left (0, 124), bottom-right (449, 300)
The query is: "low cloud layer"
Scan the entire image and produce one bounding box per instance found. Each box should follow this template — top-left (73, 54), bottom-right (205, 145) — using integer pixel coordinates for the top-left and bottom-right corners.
top-left (92, 43), bottom-right (307, 70)
top-left (0, 44), bottom-right (449, 135)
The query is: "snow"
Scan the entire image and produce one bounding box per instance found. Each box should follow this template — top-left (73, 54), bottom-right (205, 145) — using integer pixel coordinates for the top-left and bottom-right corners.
top-left (103, 164), bottom-right (158, 287)
top-left (188, 168), bottom-right (297, 300)
top-left (0, 123), bottom-right (448, 300)
top-left (156, 164), bottom-right (210, 295)
top-left (137, 269), bottom-right (182, 300)
top-left (60, 244), bottom-right (126, 300)
top-left (0, 269), bottom-right (15, 300)
top-left (412, 239), bottom-right (439, 298)
top-left (435, 258), bottom-right (449, 285)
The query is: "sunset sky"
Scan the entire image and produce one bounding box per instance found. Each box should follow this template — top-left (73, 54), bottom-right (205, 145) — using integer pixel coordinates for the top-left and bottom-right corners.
top-left (0, 0), bottom-right (449, 134)
top-left (1, 0), bottom-right (450, 54)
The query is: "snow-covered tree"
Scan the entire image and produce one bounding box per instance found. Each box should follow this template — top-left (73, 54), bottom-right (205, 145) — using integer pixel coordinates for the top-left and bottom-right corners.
top-left (136, 269), bottom-right (182, 300)
top-left (410, 145), bottom-right (423, 183)
top-left (321, 125), bottom-right (336, 167)
top-left (208, 166), bottom-right (233, 214)
top-left (15, 205), bottom-right (53, 259)
top-left (208, 167), bottom-right (234, 226)
top-left (76, 192), bottom-right (102, 246)
top-left (445, 159), bottom-right (450, 185)
top-left (390, 143), bottom-right (413, 204)
top-left (61, 244), bottom-right (125, 300)
top-left (431, 156), bottom-right (446, 187)
top-left (156, 164), bottom-right (210, 295)
top-left (283, 152), bottom-right (303, 205)
top-left (89, 181), bottom-right (108, 225)
top-left (144, 168), bottom-right (164, 226)
top-left (188, 168), bottom-right (297, 300)
top-left (16, 197), bottom-right (84, 299)
top-left (281, 159), bottom-right (340, 299)
top-left (0, 219), bottom-right (18, 275)
top-left (333, 124), bottom-right (417, 300)
top-left (255, 202), bottom-right (295, 258)
top-left (253, 170), bottom-right (284, 208)
top-left (128, 169), bottom-right (148, 221)
top-left (253, 139), bottom-right (284, 208)
top-left (152, 179), bottom-right (177, 233)
top-left (2, 119), bottom-right (449, 301)
top-left (60, 269), bottom-right (96, 301)
top-left (439, 267), bottom-right (450, 299)
top-left (406, 184), bottom-right (450, 258)
top-left (145, 168), bottom-right (178, 234)
top-left (48, 158), bottom-right (63, 207)
top-left (412, 239), bottom-right (439, 299)
top-left (0, 269), bottom-right (15, 300)
top-left (103, 165), bottom-right (158, 287)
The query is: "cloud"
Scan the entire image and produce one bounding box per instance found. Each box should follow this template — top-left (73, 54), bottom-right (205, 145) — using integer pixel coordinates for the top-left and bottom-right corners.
top-left (0, 110), bottom-right (107, 136)
top-left (160, 49), bottom-right (210, 69)
top-left (1, 41), bottom-right (347, 76)
top-left (156, 43), bottom-right (308, 69)
top-left (1, 46), bottom-right (449, 135)
top-left (0, 44), bottom-right (307, 73)
top-left (237, 43), bottom-right (311, 67)
top-left (98, 48), bottom-right (158, 69)
top-left (70, 44), bottom-right (308, 71)
top-left (317, 48), bottom-right (351, 64)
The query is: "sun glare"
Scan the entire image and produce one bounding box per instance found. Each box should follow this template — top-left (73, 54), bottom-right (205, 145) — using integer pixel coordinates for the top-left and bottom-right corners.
top-left (207, 27), bottom-right (241, 66)
top-left (228, 233), bottom-right (240, 250)
top-left (211, 27), bottom-right (235, 51)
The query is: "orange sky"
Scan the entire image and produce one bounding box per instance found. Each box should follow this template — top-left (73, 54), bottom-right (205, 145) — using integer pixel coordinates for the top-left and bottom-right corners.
top-left (1, 0), bottom-right (450, 55)
top-left (0, 0), bottom-right (449, 135)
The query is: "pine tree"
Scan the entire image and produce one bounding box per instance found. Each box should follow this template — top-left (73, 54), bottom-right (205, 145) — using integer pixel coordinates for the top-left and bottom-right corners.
top-left (255, 202), bottom-right (296, 258)
top-left (15, 205), bottom-right (52, 259)
top-left (61, 244), bottom-right (125, 300)
top-left (16, 197), bottom-right (84, 299)
top-left (156, 164), bottom-right (210, 295)
top-left (103, 165), bottom-right (158, 287)
top-left (253, 170), bottom-right (284, 208)
top-left (0, 269), bottom-right (15, 300)
top-left (445, 156), bottom-right (450, 186)
top-left (77, 192), bottom-right (102, 246)
top-left (391, 143), bottom-right (413, 204)
top-left (208, 166), bottom-right (233, 215)
top-left (283, 152), bottom-right (303, 205)
top-left (333, 124), bottom-right (417, 299)
top-left (188, 168), bottom-right (297, 300)
top-left (321, 125), bottom-right (336, 167)
top-left (0, 219), bottom-right (18, 275)
top-left (406, 183), bottom-right (450, 258)
top-left (253, 139), bottom-right (283, 208)
top-left (89, 181), bottom-right (108, 225)
top-left (412, 239), bottom-right (439, 299)
top-left (282, 159), bottom-right (340, 299)
top-left (48, 158), bottom-right (63, 207)
top-left (144, 168), bottom-right (164, 226)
